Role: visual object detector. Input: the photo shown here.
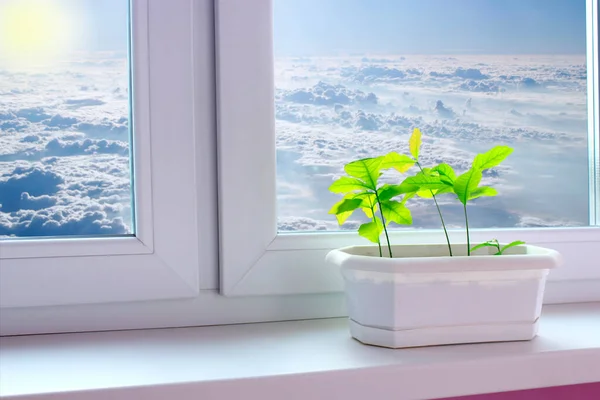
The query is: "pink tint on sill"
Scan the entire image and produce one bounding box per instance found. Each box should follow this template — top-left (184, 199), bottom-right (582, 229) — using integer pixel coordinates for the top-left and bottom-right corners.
top-left (443, 382), bottom-right (600, 399)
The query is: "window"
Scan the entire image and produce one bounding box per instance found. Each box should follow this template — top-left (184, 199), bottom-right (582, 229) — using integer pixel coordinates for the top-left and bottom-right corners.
top-left (1, 0), bottom-right (598, 337)
top-left (217, 0), bottom-right (600, 296)
top-left (274, 0), bottom-right (594, 232)
top-left (0, 0), bottom-right (204, 316)
top-left (0, 0), bottom-right (134, 238)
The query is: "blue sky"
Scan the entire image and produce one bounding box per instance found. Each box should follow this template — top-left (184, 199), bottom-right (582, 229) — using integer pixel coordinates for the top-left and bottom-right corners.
top-left (274, 0), bottom-right (587, 56)
top-left (66, 0), bottom-right (128, 52)
top-left (35, 0), bottom-right (129, 52)
top-left (78, 0), bottom-right (129, 52)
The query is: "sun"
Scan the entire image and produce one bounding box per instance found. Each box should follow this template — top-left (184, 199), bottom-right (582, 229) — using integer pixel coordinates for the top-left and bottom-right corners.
top-left (0, 0), bottom-right (73, 66)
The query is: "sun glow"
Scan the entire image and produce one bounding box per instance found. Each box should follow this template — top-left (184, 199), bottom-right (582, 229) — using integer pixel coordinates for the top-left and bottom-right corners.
top-left (0, 0), bottom-right (73, 66)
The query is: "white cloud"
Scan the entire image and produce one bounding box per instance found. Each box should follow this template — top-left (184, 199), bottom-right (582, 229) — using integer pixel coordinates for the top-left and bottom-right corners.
top-left (278, 216), bottom-right (347, 232)
top-left (453, 67), bottom-right (489, 80)
top-left (433, 100), bottom-right (456, 119)
top-left (14, 107), bottom-right (52, 123)
top-left (45, 114), bottom-right (79, 128)
top-left (516, 215), bottom-right (582, 228)
top-left (0, 157), bottom-right (132, 237)
top-left (0, 55), bottom-right (132, 238)
top-left (65, 98), bottom-right (106, 108)
top-left (45, 138), bottom-right (129, 157)
top-left (1, 53), bottom-right (590, 236)
top-left (19, 192), bottom-right (57, 210)
top-left (273, 54), bottom-right (589, 230)
top-left (279, 81), bottom-right (378, 106)
top-left (458, 80), bottom-right (501, 92)
top-left (0, 166), bottom-right (63, 212)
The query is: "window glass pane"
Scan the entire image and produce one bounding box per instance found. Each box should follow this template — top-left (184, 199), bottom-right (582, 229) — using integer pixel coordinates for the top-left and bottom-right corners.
top-left (0, 0), bottom-right (133, 238)
top-left (274, 0), bottom-right (592, 232)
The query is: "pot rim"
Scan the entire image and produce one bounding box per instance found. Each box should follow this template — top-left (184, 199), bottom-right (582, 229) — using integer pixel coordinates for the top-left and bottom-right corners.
top-left (325, 243), bottom-right (562, 273)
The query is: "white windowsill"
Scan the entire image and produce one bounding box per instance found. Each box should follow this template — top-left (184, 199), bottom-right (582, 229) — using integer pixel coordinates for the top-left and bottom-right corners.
top-left (1, 303), bottom-right (599, 400)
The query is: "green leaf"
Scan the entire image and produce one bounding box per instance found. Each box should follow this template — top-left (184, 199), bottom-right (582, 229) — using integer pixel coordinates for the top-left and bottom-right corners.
top-left (498, 240), bottom-right (526, 255)
top-left (403, 173), bottom-right (451, 191)
top-left (328, 197), bottom-right (363, 215)
top-left (380, 200), bottom-right (412, 226)
top-left (400, 192), bottom-right (416, 205)
top-left (348, 192), bottom-right (377, 218)
top-left (416, 189), bottom-right (435, 198)
top-left (355, 192), bottom-right (377, 206)
top-left (472, 146), bottom-right (514, 171)
top-left (381, 152), bottom-right (415, 173)
top-left (358, 218), bottom-right (384, 243)
top-left (344, 157), bottom-right (384, 190)
top-left (356, 193), bottom-right (378, 218)
top-left (329, 176), bottom-right (370, 194)
top-left (409, 127), bottom-right (422, 161)
top-left (402, 171), bottom-right (454, 198)
top-left (470, 240), bottom-right (500, 253)
top-left (377, 183), bottom-right (416, 202)
top-left (434, 186), bottom-right (455, 196)
top-left (432, 163), bottom-right (456, 184)
top-left (400, 180), bottom-right (420, 193)
top-left (453, 168), bottom-right (483, 205)
top-left (468, 186), bottom-right (498, 200)
top-left (328, 197), bottom-right (363, 225)
top-left (334, 211), bottom-right (352, 225)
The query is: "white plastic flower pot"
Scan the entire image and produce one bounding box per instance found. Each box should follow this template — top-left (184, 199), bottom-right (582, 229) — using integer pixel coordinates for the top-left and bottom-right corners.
top-left (326, 244), bottom-right (562, 348)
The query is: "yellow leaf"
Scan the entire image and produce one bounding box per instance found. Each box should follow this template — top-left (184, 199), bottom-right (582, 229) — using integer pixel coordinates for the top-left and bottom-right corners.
top-left (409, 127), bottom-right (422, 160)
top-left (416, 189), bottom-right (434, 198)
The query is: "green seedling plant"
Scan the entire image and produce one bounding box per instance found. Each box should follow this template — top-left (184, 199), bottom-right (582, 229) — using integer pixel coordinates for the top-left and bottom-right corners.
top-left (470, 239), bottom-right (527, 255)
top-left (389, 128), bottom-right (524, 256)
top-left (328, 127), bottom-right (525, 258)
top-left (382, 128), bottom-right (454, 256)
top-left (328, 156), bottom-right (413, 258)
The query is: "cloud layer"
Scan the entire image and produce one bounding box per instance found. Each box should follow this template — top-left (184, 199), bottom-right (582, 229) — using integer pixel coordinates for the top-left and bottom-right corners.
top-left (1, 53), bottom-right (590, 238)
top-left (0, 56), bottom-right (132, 238)
top-left (274, 54), bottom-right (589, 231)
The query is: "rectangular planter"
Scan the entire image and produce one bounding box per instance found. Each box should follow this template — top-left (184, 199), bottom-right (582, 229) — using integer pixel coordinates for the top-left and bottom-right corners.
top-left (326, 244), bottom-right (562, 348)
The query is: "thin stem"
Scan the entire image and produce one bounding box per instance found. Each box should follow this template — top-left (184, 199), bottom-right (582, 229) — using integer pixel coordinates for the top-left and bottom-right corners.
top-left (416, 162), bottom-right (453, 256)
top-left (464, 204), bottom-right (471, 256)
top-left (368, 199), bottom-right (382, 257)
top-left (431, 195), bottom-right (453, 257)
top-left (373, 192), bottom-right (393, 258)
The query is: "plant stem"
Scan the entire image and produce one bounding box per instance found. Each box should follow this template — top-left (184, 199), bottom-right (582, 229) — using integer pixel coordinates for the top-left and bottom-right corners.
top-left (416, 162), bottom-right (453, 256)
top-left (431, 195), bottom-right (452, 256)
top-left (463, 204), bottom-right (471, 256)
top-left (374, 191), bottom-right (393, 258)
top-left (368, 201), bottom-right (383, 257)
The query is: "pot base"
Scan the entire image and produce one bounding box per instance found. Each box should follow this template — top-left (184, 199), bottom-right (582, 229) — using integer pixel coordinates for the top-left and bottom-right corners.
top-left (348, 318), bottom-right (539, 348)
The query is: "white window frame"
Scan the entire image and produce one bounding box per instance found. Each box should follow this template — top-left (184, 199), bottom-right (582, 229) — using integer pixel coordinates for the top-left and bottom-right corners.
top-left (0, 0), bottom-right (349, 337)
top-left (1, 0), bottom-right (599, 337)
top-left (0, 0), bottom-right (203, 308)
top-left (216, 0), bottom-right (600, 301)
